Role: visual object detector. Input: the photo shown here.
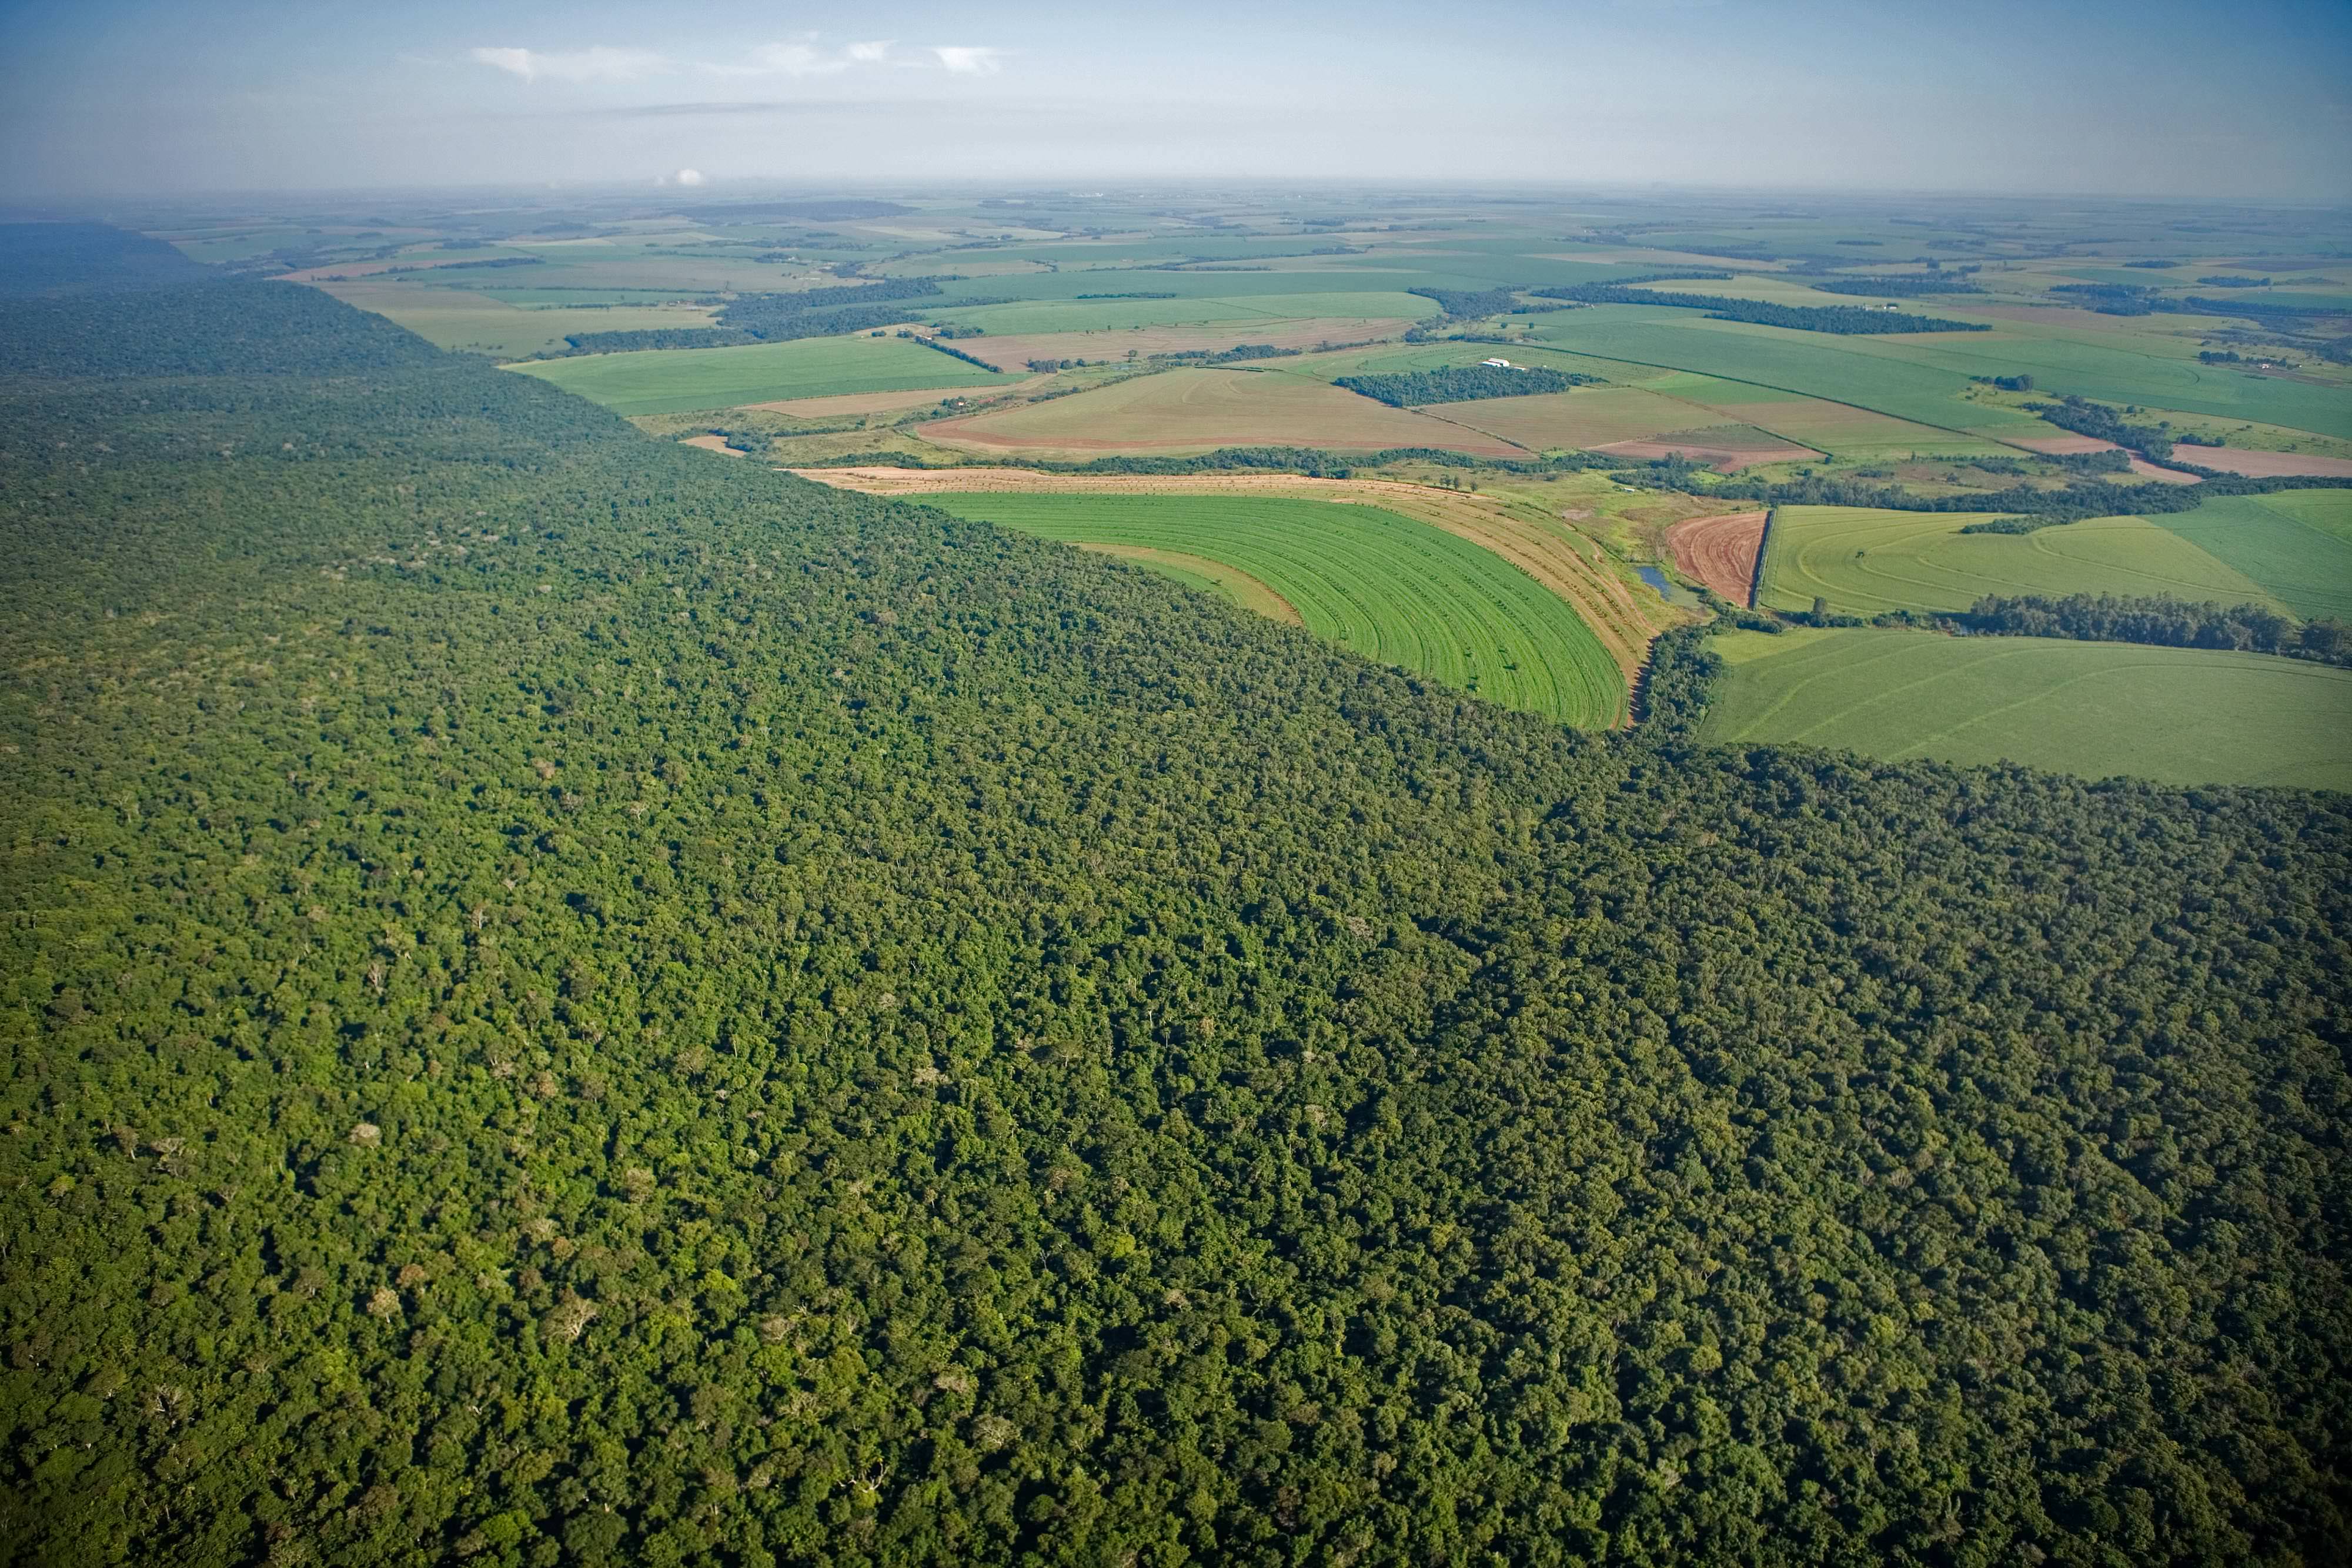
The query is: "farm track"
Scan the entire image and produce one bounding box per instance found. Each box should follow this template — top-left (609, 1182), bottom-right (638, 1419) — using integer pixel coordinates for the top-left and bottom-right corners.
top-left (794, 467), bottom-right (1675, 678)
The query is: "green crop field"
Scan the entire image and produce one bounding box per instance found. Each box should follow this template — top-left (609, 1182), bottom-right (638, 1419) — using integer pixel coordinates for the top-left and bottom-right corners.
top-left (1528, 306), bottom-right (2050, 437)
top-left (920, 492), bottom-right (1624, 725)
top-left (1756, 506), bottom-right (2280, 616)
top-left (505, 335), bottom-right (1005, 415)
top-left (1530, 304), bottom-right (2351, 445)
top-left (1699, 627), bottom-right (2352, 789)
top-left (2147, 492), bottom-right (2352, 622)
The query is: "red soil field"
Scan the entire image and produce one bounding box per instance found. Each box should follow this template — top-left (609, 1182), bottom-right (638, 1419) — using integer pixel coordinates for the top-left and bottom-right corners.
top-left (1664, 511), bottom-right (1769, 604)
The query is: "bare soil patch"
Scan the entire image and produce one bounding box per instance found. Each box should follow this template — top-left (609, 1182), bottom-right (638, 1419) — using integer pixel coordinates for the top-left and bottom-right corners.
top-left (680, 435), bottom-right (744, 456)
top-left (2178, 447), bottom-right (2352, 478)
top-left (2126, 457), bottom-right (2203, 486)
top-left (1665, 511), bottom-right (1769, 604)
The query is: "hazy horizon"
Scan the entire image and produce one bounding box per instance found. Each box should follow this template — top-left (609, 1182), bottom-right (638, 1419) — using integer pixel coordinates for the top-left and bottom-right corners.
top-left (4, 0), bottom-right (2348, 203)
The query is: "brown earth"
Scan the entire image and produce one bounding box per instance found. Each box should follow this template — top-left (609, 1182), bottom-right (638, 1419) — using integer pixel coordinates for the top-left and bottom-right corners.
top-left (1664, 511), bottom-right (1769, 604)
top-left (680, 435), bottom-right (744, 457)
top-left (2176, 447), bottom-right (2352, 478)
top-left (2126, 457), bottom-right (2203, 486)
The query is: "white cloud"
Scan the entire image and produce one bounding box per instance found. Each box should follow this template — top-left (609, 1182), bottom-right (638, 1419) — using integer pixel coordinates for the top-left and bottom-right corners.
top-left (932, 46), bottom-right (1005, 76)
top-left (469, 46), bottom-right (669, 84)
top-left (675, 168), bottom-right (705, 186)
top-left (700, 37), bottom-right (903, 78)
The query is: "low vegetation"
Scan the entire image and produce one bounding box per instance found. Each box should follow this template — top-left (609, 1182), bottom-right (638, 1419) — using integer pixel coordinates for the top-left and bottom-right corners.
top-left (1697, 626), bottom-right (2352, 788)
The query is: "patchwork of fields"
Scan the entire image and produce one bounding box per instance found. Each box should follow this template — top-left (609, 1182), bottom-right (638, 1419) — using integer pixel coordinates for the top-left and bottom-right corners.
top-left (915, 492), bottom-right (1628, 726)
top-left (261, 192), bottom-right (2350, 788)
top-left (1699, 627), bottom-right (2352, 790)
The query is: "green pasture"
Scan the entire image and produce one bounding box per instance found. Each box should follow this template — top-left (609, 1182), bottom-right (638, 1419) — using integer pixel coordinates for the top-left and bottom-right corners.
top-left (920, 492), bottom-right (1624, 726)
top-left (1756, 506), bottom-right (2280, 617)
top-left (1527, 307), bottom-right (2048, 437)
top-left (1531, 304), bottom-right (2350, 443)
top-left (506, 334), bottom-right (1004, 415)
top-left (1698, 627), bottom-right (2352, 790)
top-left (2147, 491), bottom-right (2352, 621)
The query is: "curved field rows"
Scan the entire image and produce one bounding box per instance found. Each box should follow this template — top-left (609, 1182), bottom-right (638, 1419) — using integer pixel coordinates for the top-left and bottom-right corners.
top-left (1756, 506), bottom-right (2281, 617)
top-left (918, 492), bottom-right (1626, 726)
top-left (1699, 627), bottom-right (2352, 789)
top-left (793, 467), bottom-right (1678, 678)
top-left (1074, 544), bottom-right (1303, 624)
top-left (1666, 511), bottom-right (1769, 603)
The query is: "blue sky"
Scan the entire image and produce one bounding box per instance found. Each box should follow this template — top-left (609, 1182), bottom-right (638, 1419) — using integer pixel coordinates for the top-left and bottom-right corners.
top-left (1, 0), bottom-right (2347, 198)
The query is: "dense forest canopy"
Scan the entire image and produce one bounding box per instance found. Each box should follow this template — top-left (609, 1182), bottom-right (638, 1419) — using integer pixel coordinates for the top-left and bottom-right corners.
top-left (2, 226), bottom-right (2350, 1568)
top-left (1335, 365), bottom-right (1598, 407)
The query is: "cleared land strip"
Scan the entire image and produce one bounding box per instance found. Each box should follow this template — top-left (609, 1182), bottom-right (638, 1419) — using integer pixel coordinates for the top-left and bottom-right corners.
top-left (793, 467), bottom-right (1677, 678)
top-left (1665, 511), bottom-right (1769, 603)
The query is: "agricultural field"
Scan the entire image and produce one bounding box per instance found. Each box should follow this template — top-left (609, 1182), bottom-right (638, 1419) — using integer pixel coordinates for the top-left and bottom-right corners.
top-left (911, 491), bottom-right (1628, 726)
top-left (1699, 627), bottom-right (2352, 790)
top-left (1527, 306), bottom-right (2059, 440)
top-left (953, 317), bottom-right (1414, 372)
top-left (2144, 490), bottom-right (2352, 621)
top-left (797, 467), bottom-right (1682, 680)
top-left (313, 280), bottom-right (717, 359)
top-left (1756, 505), bottom-right (2283, 617)
top-left (919, 367), bottom-right (1521, 456)
top-left (506, 333), bottom-right (1005, 415)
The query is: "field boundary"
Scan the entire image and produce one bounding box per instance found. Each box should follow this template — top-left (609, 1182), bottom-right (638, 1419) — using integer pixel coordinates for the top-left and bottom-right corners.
top-left (1750, 508), bottom-right (1775, 607)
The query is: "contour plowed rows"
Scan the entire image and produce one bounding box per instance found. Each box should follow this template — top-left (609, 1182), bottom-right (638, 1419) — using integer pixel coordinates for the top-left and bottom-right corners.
top-left (919, 492), bottom-right (1624, 726)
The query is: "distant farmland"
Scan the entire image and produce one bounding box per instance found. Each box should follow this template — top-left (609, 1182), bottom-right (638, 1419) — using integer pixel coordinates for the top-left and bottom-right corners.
top-left (1699, 627), bottom-right (2352, 790)
top-left (919, 368), bottom-right (1522, 456)
top-left (506, 334), bottom-right (1003, 414)
top-left (919, 491), bottom-right (1625, 725)
top-left (1756, 506), bottom-right (2279, 617)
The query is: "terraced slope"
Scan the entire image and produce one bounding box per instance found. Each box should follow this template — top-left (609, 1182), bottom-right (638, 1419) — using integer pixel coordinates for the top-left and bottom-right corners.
top-left (919, 491), bottom-right (1626, 725)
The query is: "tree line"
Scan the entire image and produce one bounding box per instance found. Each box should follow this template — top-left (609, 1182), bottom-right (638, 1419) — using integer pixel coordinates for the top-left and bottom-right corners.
top-left (1334, 365), bottom-right (1596, 406)
top-left (1531, 283), bottom-right (1990, 334)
